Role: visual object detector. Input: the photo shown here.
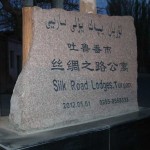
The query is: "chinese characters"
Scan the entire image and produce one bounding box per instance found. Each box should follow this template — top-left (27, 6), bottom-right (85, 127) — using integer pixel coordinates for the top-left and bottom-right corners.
top-left (67, 42), bottom-right (112, 54)
top-left (51, 59), bottom-right (128, 73)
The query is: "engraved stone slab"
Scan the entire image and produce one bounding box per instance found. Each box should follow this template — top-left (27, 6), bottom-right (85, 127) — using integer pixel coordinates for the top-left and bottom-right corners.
top-left (9, 7), bottom-right (139, 132)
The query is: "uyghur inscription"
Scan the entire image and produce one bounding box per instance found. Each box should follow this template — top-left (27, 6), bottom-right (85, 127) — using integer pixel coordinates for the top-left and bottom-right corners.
top-left (9, 7), bottom-right (138, 132)
top-left (46, 15), bottom-right (122, 38)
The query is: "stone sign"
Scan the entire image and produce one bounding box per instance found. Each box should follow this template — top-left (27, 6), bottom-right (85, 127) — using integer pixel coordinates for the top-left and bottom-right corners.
top-left (9, 7), bottom-right (139, 132)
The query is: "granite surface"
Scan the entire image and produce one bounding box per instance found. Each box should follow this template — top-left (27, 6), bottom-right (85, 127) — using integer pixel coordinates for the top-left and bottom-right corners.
top-left (9, 7), bottom-right (138, 132)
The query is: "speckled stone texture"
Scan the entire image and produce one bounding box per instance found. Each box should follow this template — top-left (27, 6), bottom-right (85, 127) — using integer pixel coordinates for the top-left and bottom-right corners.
top-left (9, 7), bottom-right (139, 132)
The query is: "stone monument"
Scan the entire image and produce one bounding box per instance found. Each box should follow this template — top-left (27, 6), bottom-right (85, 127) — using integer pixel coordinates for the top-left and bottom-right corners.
top-left (9, 7), bottom-right (139, 132)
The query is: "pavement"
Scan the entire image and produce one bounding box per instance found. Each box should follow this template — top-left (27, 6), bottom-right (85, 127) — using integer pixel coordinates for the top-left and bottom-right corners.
top-left (0, 73), bottom-right (150, 116)
top-left (0, 107), bottom-right (150, 150)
